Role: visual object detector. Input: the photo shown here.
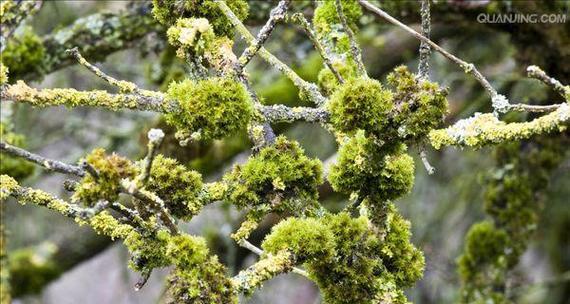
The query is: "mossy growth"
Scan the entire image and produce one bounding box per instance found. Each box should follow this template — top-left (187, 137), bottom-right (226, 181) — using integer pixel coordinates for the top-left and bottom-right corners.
top-left (152, 0), bottom-right (248, 37)
top-left (387, 66), bottom-right (449, 139)
top-left (327, 77), bottom-right (394, 136)
top-left (313, 0), bottom-right (362, 36)
top-left (164, 77), bottom-right (254, 141)
top-left (1, 27), bottom-right (45, 81)
top-left (72, 149), bottom-right (137, 206)
top-left (317, 60), bottom-right (358, 96)
top-left (223, 136), bottom-right (323, 214)
top-left (328, 131), bottom-right (414, 200)
top-left (9, 245), bottom-right (62, 296)
top-left (262, 211), bottom-right (423, 304)
top-left (145, 155), bottom-right (204, 220)
top-left (457, 221), bottom-right (509, 301)
top-left (166, 17), bottom-right (216, 59)
top-left (0, 123), bottom-right (35, 180)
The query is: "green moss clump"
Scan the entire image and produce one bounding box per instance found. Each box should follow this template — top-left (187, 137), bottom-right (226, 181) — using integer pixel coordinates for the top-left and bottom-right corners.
top-left (145, 155), bottom-right (204, 220)
top-left (164, 77), bottom-right (253, 141)
top-left (152, 0), bottom-right (248, 37)
top-left (223, 136), bottom-right (323, 214)
top-left (72, 149), bottom-right (137, 206)
top-left (328, 132), bottom-right (414, 200)
top-left (317, 60), bottom-right (358, 96)
top-left (387, 66), bottom-right (449, 139)
top-left (328, 77), bottom-right (393, 136)
top-left (9, 245), bottom-right (62, 296)
top-left (457, 221), bottom-right (509, 300)
top-left (1, 27), bottom-right (45, 81)
top-left (0, 123), bottom-right (35, 180)
top-left (262, 217), bottom-right (334, 261)
top-left (313, 0), bottom-right (362, 35)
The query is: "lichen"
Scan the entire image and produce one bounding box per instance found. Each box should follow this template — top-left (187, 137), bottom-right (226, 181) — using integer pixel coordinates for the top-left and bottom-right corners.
top-left (0, 63), bottom-right (8, 85)
top-left (327, 77), bottom-right (393, 136)
top-left (72, 148), bottom-right (137, 206)
top-left (223, 136), bottom-right (323, 215)
top-left (232, 250), bottom-right (293, 295)
top-left (0, 175), bottom-right (18, 201)
top-left (152, 0), bottom-right (248, 37)
top-left (145, 155), bottom-right (204, 220)
top-left (164, 77), bottom-right (254, 141)
top-left (166, 17), bottom-right (216, 59)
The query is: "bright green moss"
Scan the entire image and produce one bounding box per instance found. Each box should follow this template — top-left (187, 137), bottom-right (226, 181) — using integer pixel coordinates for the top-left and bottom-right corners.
top-left (145, 155), bottom-right (204, 220)
top-left (88, 211), bottom-right (135, 240)
top-left (223, 136), bottom-right (323, 214)
top-left (1, 27), bottom-right (45, 81)
top-left (0, 123), bottom-right (35, 180)
top-left (328, 132), bottom-right (414, 200)
top-left (72, 148), bottom-right (137, 206)
top-left (164, 77), bottom-right (254, 141)
top-left (328, 77), bottom-right (393, 136)
top-left (152, 0), bottom-right (248, 37)
top-left (313, 0), bottom-right (362, 36)
top-left (124, 229), bottom-right (171, 271)
top-left (458, 221), bottom-right (509, 301)
top-left (317, 60), bottom-right (358, 96)
top-left (387, 66), bottom-right (449, 139)
top-left (262, 217), bottom-right (334, 261)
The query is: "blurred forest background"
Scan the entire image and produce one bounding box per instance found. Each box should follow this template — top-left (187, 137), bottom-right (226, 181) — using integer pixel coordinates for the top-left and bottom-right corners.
top-left (1, 1), bottom-right (569, 303)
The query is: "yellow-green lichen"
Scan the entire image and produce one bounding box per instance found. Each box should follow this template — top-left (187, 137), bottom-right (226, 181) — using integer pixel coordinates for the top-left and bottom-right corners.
top-left (223, 136), bottom-right (323, 214)
top-left (152, 0), bottom-right (248, 37)
top-left (0, 175), bottom-right (18, 201)
top-left (232, 250), bottom-right (293, 295)
top-left (72, 148), bottom-right (137, 206)
top-left (429, 105), bottom-right (569, 149)
top-left (0, 63), bottom-right (8, 85)
top-left (164, 77), bottom-right (254, 141)
top-left (166, 17), bottom-right (216, 59)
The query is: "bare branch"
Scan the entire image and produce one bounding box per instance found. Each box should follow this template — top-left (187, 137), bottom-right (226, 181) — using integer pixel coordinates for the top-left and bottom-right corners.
top-left (417, 0), bottom-right (431, 79)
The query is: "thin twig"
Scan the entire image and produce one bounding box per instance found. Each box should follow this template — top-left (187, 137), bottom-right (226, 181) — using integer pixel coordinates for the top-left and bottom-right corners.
top-left (335, 0), bottom-right (367, 76)
top-left (527, 65), bottom-right (570, 98)
top-left (417, 0), bottom-right (431, 79)
top-left (288, 13), bottom-right (344, 83)
top-left (358, 0), bottom-right (509, 112)
top-left (507, 103), bottom-right (563, 113)
top-left (239, 0), bottom-right (291, 67)
top-left (419, 149), bottom-right (435, 175)
top-left (0, 141), bottom-right (85, 177)
top-left (138, 128), bottom-right (165, 185)
top-left (66, 47), bottom-right (141, 94)
top-left (238, 240), bottom-right (309, 277)
top-left (259, 104), bottom-right (329, 123)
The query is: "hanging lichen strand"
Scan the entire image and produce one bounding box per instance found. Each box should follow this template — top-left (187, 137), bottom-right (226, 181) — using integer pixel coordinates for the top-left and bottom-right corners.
top-left (1, 0), bottom-right (569, 303)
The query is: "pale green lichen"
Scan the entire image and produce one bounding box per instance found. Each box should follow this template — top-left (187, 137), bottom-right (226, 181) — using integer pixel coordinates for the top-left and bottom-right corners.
top-left (232, 250), bottom-right (293, 295)
top-left (166, 17), bottom-right (216, 59)
top-left (429, 104), bottom-right (569, 149)
top-left (152, 0), bottom-right (248, 37)
top-left (164, 77), bottom-right (254, 141)
top-left (72, 148), bottom-right (137, 206)
top-left (223, 136), bottom-right (323, 215)
top-left (145, 155), bottom-right (204, 220)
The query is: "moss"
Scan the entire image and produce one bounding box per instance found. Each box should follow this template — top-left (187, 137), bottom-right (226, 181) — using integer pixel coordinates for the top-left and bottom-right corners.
top-left (145, 155), bottom-right (204, 220)
top-left (72, 148), bottom-right (137, 206)
top-left (262, 217), bottom-right (334, 261)
top-left (387, 66), bottom-right (448, 139)
top-left (0, 123), bottom-right (35, 180)
top-left (1, 27), bottom-right (45, 81)
top-left (328, 132), bottom-right (414, 200)
top-left (8, 245), bottom-right (62, 296)
top-left (87, 211), bottom-right (134, 240)
top-left (152, 0), bottom-right (248, 37)
top-left (317, 60), bottom-right (359, 96)
top-left (164, 77), bottom-right (253, 141)
top-left (313, 0), bottom-right (362, 36)
top-left (457, 221), bottom-right (509, 300)
top-left (223, 136), bottom-right (323, 214)
top-left (327, 77), bottom-right (393, 136)
top-left (232, 250), bottom-right (293, 295)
